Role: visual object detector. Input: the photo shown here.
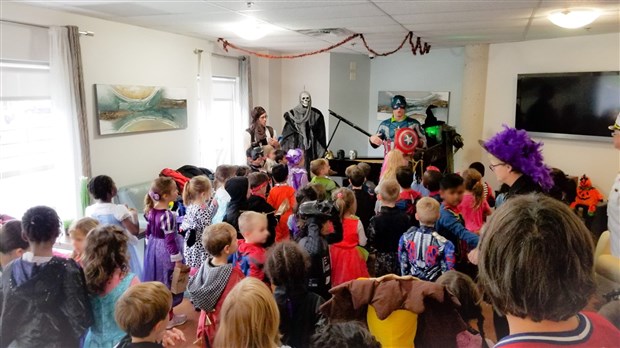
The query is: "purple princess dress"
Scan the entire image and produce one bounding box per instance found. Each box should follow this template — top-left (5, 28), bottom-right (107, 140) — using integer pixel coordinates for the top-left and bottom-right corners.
top-left (286, 148), bottom-right (309, 191)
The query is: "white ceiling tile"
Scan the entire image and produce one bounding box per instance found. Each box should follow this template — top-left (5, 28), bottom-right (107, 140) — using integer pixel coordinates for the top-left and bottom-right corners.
top-left (375, 0), bottom-right (539, 15)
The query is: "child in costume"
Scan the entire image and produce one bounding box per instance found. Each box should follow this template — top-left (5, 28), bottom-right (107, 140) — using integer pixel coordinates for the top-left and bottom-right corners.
top-left (310, 158), bottom-right (338, 197)
top-left (345, 164), bottom-right (376, 231)
top-left (68, 217), bottom-right (99, 265)
top-left (211, 165), bottom-right (237, 224)
top-left (222, 176), bottom-right (250, 235)
top-left (188, 223), bottom-right (244, 347)
top-left (395, 165), bottom-right (422, 223)
top-left (288, 185), bottom-right (320, 240)
top-left (330, 188), bottom-right (369, 286)
top-left (267, 164), bottom-right (296, 242)
top-left (286, 148), bottom-right (309, 191)
top-left (458, 169), bottom-right (492, 234)
top-left (83, 225), bottom-right (140, 348)
top-left (180, 176), bottom-right (214, 271)
top-left (234, 211), bottom-right (270, 283)
top-left (247, 172), bottom-right (277, 247)
top-left (86, 175), bottom-right (142, 278)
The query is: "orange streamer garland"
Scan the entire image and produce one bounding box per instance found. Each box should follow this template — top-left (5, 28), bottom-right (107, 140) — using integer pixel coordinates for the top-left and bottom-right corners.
top-left (217, 31), bottom-right (431, 59)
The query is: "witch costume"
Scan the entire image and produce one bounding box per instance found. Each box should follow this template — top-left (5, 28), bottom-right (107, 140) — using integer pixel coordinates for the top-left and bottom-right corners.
top-left (281, 92), bottom-right (327, 173)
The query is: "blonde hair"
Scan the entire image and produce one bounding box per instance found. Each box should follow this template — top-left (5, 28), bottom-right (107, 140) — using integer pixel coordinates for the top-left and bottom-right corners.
top-left (263, 145), bottom-right (275, 157)
top-left (214, 277), bottom-right (281, 348)
top-left (416, 197), bottom-right (440, 225)
top-left (238, 211), bottom-right (267, 235)
top-left (381, 149), bottom-right (407, 182)
top-left (115, 282), bottom-right (172, 338)
top-left (182, 176), bottom-right (212, 205)
top-left (332, 188), bottom-right (357, 220)
top-left (462, 169), bottom-right (484, 209)
top-left (68, 217), bottom-right (99, 238)
top-left (144, 177), bottom-right (176, 214)
top-left (310, 158), bottom-right (328, 177)
top-left (378, 179), bottom-right (400, 203)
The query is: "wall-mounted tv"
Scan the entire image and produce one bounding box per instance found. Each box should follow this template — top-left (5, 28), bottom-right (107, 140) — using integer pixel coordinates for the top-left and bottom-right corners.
top-left (516, 71), bottom-right (620, 141)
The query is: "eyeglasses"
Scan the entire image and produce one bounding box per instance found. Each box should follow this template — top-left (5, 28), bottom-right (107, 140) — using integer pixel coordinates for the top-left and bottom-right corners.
top-left (489, 163), bottom-right (507, 172)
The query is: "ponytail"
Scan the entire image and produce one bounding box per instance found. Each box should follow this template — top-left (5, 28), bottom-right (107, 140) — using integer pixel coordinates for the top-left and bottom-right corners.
top-left (144, 177), bottom-right (176, 215)
top-left (144, 194), bottom-right (154, 215)
top-left (472, 181), bottom-right (484, 209)
top-left (463, 169), bottom-right (484, 209)
top-left (182, 182), bottom-right (191, 206)
top-left (331, 188), bottom-right (357, 220)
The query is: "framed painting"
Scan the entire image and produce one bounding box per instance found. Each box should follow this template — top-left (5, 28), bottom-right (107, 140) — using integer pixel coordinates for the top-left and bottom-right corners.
top-left (377, 90), bottom-right (450, 124)
top-left (95, 84), bottom-right (188, 135)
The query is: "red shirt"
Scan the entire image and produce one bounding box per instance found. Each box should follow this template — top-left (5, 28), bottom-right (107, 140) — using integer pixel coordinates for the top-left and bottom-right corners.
top-left (237, 239), bottom-right (267, 282)
top-left (495, 312), bottom-right (620, 348)
top-left (458, 193), bottom-right (492, 233)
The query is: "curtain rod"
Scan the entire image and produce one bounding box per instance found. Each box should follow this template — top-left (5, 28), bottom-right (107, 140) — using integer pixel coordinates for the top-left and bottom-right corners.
top-left (0, 19), bottom-right (94, 36)
top-left (212, 52), bottom-right (246, 61)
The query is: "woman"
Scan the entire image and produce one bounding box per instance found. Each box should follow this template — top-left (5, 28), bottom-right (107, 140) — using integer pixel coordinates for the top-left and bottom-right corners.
top-left (608, 114), bottom-right (620, 258)
top-left (244, 106), bottom-right (279, 151)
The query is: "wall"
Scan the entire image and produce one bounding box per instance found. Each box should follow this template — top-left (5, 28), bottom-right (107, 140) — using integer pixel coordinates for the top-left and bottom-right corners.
top-left (251, 54), bottom-right (282, 133)
top-left (367, 48), bottom-right (466, 168)
top-left (328, 53), bottom-right (371, 155)
top-left (1, 2), bottom-right (214, 187)
top-left (483, 33), bottom-right (620, 192)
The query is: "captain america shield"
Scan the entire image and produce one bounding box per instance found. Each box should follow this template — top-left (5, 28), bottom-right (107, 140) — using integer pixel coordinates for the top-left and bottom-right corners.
top-left (394, 128), bottom-right (418, 155)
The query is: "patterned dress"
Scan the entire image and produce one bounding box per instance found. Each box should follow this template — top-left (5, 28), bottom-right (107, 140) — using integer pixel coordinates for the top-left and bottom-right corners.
top-left (180, 201), bottom-right (216, 269)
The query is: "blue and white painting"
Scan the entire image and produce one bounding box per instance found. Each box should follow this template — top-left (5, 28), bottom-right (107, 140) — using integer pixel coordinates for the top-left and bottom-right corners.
top-left (377, 90), bottom-right (450, 124)
top-left (95, 84), bottom-right (187, 135)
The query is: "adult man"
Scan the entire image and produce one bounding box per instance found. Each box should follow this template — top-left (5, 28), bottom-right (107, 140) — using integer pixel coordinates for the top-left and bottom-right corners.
top-left (369, 95), bottom-right (427, 153)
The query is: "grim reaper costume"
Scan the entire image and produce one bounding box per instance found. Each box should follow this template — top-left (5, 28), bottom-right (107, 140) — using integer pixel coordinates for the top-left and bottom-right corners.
top-left (281, 92), bottom-right (327, 172)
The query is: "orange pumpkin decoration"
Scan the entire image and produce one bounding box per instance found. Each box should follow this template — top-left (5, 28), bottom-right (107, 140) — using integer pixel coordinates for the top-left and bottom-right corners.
top-left (570, 175), bottom-right (604, 216)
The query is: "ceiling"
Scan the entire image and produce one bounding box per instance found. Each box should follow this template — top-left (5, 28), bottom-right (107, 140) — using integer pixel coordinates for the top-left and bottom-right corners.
top-left (11, 0), bottom-right (620, 54)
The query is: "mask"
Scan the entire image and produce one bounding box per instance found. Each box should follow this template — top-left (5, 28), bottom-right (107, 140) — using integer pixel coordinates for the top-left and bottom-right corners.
top-left (300, 92), bottom-right (311, 108)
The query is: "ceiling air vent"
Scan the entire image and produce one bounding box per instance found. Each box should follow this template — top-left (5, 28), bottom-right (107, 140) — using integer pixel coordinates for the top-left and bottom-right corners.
top-left (295, 28), bottom-right (355, 38)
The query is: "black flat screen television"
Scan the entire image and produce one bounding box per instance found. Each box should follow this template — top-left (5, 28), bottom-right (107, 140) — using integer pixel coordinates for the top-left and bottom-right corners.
top-left (516, 71), bottom-right (620, 141)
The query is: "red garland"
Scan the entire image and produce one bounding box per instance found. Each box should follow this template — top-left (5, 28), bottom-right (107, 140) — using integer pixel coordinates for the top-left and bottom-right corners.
top-left (217, 31), bottom-right (430, 59)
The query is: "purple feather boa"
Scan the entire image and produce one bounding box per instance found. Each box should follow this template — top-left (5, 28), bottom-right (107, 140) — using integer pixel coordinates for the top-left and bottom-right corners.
top-left (481, 125), bottom-right (553, 191)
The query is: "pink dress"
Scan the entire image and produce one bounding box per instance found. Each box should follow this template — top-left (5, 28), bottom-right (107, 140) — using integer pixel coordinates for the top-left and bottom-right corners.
top-left (458, 193), bottom-right (491, 233)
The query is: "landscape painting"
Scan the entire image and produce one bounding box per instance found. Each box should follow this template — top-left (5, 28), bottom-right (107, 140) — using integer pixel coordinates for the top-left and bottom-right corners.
top-left (95, 84), bottom-right (188, 135)
top-left (377, 90), bottom-right (450, 124)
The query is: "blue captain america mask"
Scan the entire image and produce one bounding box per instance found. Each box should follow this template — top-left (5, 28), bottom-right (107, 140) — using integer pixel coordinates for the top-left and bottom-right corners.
top-left (391, 95), bottom-right (407, 110)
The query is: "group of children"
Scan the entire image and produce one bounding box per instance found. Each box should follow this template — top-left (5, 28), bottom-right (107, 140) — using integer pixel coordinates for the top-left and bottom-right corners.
top-left (1, 142), bottom-right (619, 347)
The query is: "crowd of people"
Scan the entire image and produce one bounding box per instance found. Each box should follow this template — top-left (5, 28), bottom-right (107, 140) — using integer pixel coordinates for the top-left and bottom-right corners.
top-left (1, 116), bottom-right (620, 348)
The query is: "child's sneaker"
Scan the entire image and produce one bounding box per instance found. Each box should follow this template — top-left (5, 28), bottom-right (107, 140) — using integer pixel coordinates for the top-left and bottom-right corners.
top-left (166, 313), bottom-right (187, 329)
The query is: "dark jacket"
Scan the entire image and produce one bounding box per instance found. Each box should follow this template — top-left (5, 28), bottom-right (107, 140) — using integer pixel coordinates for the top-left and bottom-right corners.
top-left (115, 335), bottom-right (163, 348)
top-left (223, 177), bottom-right (249, 236)
top-left (352, 188), bottom-right (376, 231)
top-left (368, 206), bottom-right (412, 253)
top-left (0, 257), bottom-right (93, 348)
top-left (275, 286), bottom-right (325, 348)
top-left (298, 216), bottom-right (343, 300)
top-left (247, 195), bottom-right (277, 247)
top-left (281, 108), bottom-right (327, 173)
top-left (506, 175), bottom-right (543, 199)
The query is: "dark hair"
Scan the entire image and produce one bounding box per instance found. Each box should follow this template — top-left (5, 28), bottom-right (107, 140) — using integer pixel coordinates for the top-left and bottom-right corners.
top-left (236, 166), bottom-right (251, 177)
top-left (88, 175), bottom-right (115, 200)
top-left (21, 206), bottom-right (60, 243)
top-left (311, 322), bottom-right (381, 348)
top-left (248, 172), bottom-right (270, 189)
top-left (82, 225), bottom-right (129, 294)
top-left (469, 162), bottom-right (485, 177)
top-left (440, 173), bottom-right (464, 191)
top-left (396, 166), bottom-right (414, 189)
top-left (479, 194), bottom-right (596, 322)
top-left (293, 185), bottom-right (319, 215)
top-left (265, 241), bottom-right (310, 291)
top-left (250, 106), bottom-right (267, 124)
top-left (0, 220), bottom-right (28, 253)
top-left (214, 165), bottom-right (237, 190)
top-left (272, 164), bottom-right (289, 183)
top-left (203, 222), bottom-right (235, 256)
top-left (423, 170), bottom-right (443, 192)
top-left (274, 150), bottom-right (286, 164)
top-left (346, 165), bottom-right (365, 187)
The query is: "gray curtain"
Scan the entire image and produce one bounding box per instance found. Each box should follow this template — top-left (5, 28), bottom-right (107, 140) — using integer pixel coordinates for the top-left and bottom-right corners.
top-left (238, 56), bottom-right (252, 124)
top-left (66, 25), bottom-right (91, 178)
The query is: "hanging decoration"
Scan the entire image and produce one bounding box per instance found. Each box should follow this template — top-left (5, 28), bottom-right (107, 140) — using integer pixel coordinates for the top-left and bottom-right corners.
top-left (217, 31), bottom-right (431, 59)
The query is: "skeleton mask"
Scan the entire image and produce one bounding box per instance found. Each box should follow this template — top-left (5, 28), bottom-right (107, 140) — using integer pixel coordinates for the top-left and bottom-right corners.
top-left (300, 92), bottom-right (311, 108)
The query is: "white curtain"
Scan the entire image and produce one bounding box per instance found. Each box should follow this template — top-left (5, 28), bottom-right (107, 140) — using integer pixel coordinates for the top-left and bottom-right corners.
top-left (236, 56), bottom-right (252, 163)
top-left (49, 26), bottom-right (83, 218)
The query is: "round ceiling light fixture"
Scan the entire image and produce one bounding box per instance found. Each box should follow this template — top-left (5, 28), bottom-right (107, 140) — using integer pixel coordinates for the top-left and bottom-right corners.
top-left (548, 9), bottom-right (601, 29)
top-left (234, 17), bottom-right (270, 41)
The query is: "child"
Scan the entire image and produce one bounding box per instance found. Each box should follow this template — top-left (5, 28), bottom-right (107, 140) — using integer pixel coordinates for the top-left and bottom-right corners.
top-left (289, 185), bottom-right (320, 240)
top-left (395, 165), bottom-right (422, 222)
top-left (223, 176), bottom-right (249, 235)
top-left (274, 149), bottom-right (288, 165)
top-left (310, 158), bottom-right (338, 197)
top-left (437, 271), bottom-right (491, 348)
top-left (368, 179), bottom-right (412, 277)
top-left (236, 165), bottom-right (251, 177)
top-left (380, 149), bottom-right (408, 182)
top-left (247, 172), bottom-right (277, 247)
top-left (0, 206), bottom-right (93, 347)
top-left (82, 225), bottom-right (139, 348)
top-left (330, 188), bottom-right (369, 286)
top-left (263, 144), bottom-right (277, 173)
top-left (85, 175), bottom-right (142, 278)
top-left (311, 321), bottom-right (381, 348)
top-left (399, 197), bottom-right (455, 281)
top-left (115, 282), bottom-right (185, 348)
top-left (0, 220), bottom-right (28, 273)
top-left (214, 277), bottom-right (282, 348)
top-left (286, 148), bottom-right (308, 191)
top-left (267, 164), bottom-right (296, 242)
top-left (211, 164), bottom-right (237, 224)
top-left (188, 222), bottom-right (244, 348)
top-left (180, 176), bottom-right (214, 270)
top-left (297, 200), bottom-right (343, 299)
top-left (346, 165), bottom-right (376, 231)
top-left (142, 177), bottom-right (186, 328)
top-left (265, 241), bottom-right (325, 348)
top-left (68, 217), bottom-right (99, 264)
top-left (458, 169), bottom-right (492, 234)
top-left (437, 174), bottom-right (479, 278)
top-left (234, 211), bottom-right (270, 282)
top-left (424, 168), bottom-right (443, 202)
top-left (478, 194), bottom-right (620, 347)
top-left (246, 146), bottom-right (266, 173)
top-left (469, 161), bottom-right (495, 207)
top-left (357, 162), bottom-right (377, 194)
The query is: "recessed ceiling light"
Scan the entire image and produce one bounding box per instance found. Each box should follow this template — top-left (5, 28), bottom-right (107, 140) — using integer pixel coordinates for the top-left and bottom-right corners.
top-left (234, 17), bottom-right (270, 41)
top-left (548, 9), bottom-right (601, 29)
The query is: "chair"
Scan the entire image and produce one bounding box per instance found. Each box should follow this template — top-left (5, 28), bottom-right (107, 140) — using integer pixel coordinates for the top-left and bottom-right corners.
top-left (594, 231), bottom-right (620, 284)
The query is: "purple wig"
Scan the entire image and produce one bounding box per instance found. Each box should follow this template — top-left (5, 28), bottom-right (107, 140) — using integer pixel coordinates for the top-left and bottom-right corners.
top-left (285, 148), bottom-right (304, 166)
top-left (480, 125), bottom-right (553, 191)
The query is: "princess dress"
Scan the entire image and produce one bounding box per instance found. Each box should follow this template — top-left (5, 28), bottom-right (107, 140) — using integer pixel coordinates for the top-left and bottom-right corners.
top-left (329, 216), bottom-right (369, 286)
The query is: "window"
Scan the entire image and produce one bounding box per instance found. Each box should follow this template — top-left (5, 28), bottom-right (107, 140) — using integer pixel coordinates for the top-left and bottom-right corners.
top-left (206, 76), bottom-right (246, 170)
